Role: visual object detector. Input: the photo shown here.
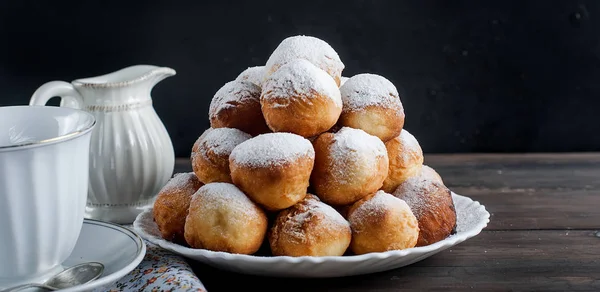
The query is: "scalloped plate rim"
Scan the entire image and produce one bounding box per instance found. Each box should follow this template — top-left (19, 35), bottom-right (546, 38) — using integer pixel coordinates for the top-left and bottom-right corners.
top-left (133, 192), bottom-right (490, 276)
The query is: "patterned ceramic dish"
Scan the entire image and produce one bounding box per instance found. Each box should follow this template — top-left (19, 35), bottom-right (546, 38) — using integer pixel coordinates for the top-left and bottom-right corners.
top-left (133, 192), bottom-right (489, 278)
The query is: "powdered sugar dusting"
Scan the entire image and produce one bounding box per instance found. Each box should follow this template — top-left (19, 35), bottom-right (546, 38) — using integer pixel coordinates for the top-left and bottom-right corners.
top-left (236, 66), bottom-right (265, 87)
top-left (262, 59), bottom-right (342, 108)
top-left (230, 132), bottom-right (315, 168)
top-left (393, 175), bottom-right (446, 218)
top-left (194, 183), bottom-right (258, 224)
top-left (196, 128), bottom-right (252, 157)
top-left (292, 195), bottom-right (348, 229)
top-left (163, 172), bottom-right (197, 192)
top-left (348, 191), bottom-right (410, 226)
top-left (340, 73), bottom-right (401, 112)
top-left (340, 76), bottom-right (349, 86)
top-left (209, 80), bottom-right (261, 117)
top-left (265, 35), bottom-right (344, 81)
top-left (395, 129), bottom-right (423, 162)
top-left (328, 127), bottom-right (387, 182)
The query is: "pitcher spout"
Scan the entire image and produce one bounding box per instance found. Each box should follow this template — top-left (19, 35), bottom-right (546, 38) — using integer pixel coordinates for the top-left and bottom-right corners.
top-left (70, 65), bottom-right (176, 106)
top-left (72, 65), bottom-right (176, 89)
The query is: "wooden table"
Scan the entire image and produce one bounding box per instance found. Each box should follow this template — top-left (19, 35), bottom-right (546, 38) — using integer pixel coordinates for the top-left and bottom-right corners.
top-left (174, 154), bottom-right (600, 291)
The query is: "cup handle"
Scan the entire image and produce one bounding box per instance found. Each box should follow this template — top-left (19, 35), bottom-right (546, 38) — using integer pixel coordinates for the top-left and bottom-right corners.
top-left (29, 81), bottom-right (84, 109)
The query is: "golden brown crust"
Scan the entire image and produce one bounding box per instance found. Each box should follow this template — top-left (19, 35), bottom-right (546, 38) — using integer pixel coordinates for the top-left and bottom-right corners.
top-left (209, 81), bottom-right (271, 136)
top-left (261, 87), bottom-right (342, 138)
top-left (421, 165), bottom-right (444, 185)
top-left (381, 130), bottom-right (424, 193)
top-left (338, 105), bottom-right (404, 142)
top-left (269, 194), bottom-right (351, 257)
top-left (184, 183), bottom-right (268, 254)
top-left (190, 128), bottom-right (251, 184)
top-left (230, 155), bottom-right (314, 211)
top-left (392, 172), bottom-right (456, 247)
top-left (153, 173), bottom-right (203, 244)
top-left (347, 191), bottom-right (419, 254)
top-left (310, 130), bottom-right (389, 206)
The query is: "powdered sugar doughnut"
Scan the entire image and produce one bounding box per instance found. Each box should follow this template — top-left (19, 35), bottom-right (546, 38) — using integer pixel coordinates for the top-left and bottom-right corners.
top-left (347, 190), bottom-right (419, 254)
top-left (261, 59), bottom-right (342, 138)
top-left (209, 80), bottom-right (270, 136)
top-left (229, 132), bottom-right (315, 211)
top-left (310, 127), bottom-right (389, 205)
top-left (153, 172), bottom-right (203, 244)
top-left (264, 35), bottom-right (345, 86)
top-left (381, 129), bottom-right (424, 193)
top-left (236, 66), bottom-right (264, 87)
top-left (393, 170), bottom-right (456, 247)
top-left (269, 194), bottom-right (351, 257)
top-left (184, 182), bottom-right (268, 254)
top-left (191, 127), bottom-right (252, 184)
top-left (339, 73), bottom-right (405, 142)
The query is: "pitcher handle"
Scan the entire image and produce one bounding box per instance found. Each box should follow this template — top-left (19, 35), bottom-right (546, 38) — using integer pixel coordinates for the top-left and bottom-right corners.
top-left (29, 81), bottom-right (84, 109)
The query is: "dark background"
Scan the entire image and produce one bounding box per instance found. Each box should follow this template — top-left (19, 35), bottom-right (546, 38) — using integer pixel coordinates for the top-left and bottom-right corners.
top-left (0, 0), bottom-right (598, 157)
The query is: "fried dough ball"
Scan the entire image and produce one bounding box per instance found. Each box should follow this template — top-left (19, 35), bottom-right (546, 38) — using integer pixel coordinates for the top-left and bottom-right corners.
top-left (184, 183), bottom-right (268, 254)
top-left (264, 35), bottom-right (345, 86)
top-left (191, 127), bottom-right (251, 184)
top-left (153, 172), bottom-right (203, 244)
top-left (347, 191), bottom-right (419, 254)
top-left (261, 59), bottom-right (342, 138)
top-left (269, 194), bottom-right (351, 257)
top-left (381, 129), bottom-right (424, 193)
top-left (338, 73), bottom-right (405, 142)
top-left (229, 132), bottom-right (315, 211)
top-left (209, 80), bottom-right (270, 136)
top-left (311, 127), bottom-right (389, 205)
top-left (393, 171), bottom-right (456, 247)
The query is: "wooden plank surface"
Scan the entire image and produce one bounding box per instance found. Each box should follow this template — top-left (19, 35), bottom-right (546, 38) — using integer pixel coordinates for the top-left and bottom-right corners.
top-left (189, 230), bottom-right (600, 292)
top-left (172, 154), bottom-right (600, 291)
top-left (424, 153), bottom-right (600, 190)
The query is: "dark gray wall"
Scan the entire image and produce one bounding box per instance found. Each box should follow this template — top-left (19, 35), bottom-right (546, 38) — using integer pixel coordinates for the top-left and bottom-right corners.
top-left (1, 0), bottom-right (598, 156)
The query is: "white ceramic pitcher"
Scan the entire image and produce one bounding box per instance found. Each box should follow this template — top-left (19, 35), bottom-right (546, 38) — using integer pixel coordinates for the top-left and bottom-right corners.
top-left (30, 65), bottom-right (176, 224)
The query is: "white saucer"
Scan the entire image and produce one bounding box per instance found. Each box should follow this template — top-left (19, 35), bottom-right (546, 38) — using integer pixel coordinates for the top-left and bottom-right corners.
top-left (49, 219), bottom-right (146, 292)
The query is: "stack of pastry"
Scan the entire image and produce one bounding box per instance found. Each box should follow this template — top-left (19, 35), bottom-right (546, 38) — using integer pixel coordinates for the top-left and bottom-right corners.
top-left (152, 35), bottom-right (457, 257)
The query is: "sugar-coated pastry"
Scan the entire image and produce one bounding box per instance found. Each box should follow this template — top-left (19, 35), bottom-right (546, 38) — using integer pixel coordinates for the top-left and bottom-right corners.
top-left (261, 59), bottom-right (342, 138)
top-left (393, 171), bottom-right (456, 247)
top-left (269, 194), bottom-right (351, 257)
top-left (339, 73), bottom-right (405, 142)
top-left (191, 127), bottom-right (251, 184)
top-left (229, 132), bottom-right (315, 211)
top-left (264, 35), bottom-right (345, 86)
top-left (184, 183), bottom-right (268, 254)
top-left (340, 76), bottom-right (349, 87)
top-left (209, 80), bottom-right (270, 136)
top-left (311, 127), bottom-right (389, 205)
top-left (153, 172), bottom-right (203, 244)
top-left (381, 129), bottom-right (424, 193)
top-left (347, 191), bottom-right (419, 254)
top-left (421, 165), bottom-right (444, 185)
top-left (236, 66), bottom-right (264, 87)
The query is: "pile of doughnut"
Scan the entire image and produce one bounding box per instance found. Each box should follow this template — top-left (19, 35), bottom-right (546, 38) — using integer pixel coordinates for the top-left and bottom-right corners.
top-left (152, 35), bottom-right (457, 257)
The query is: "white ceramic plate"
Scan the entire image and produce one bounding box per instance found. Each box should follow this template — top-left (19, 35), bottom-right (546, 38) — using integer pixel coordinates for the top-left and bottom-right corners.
top-left (59, 219), bottom-right (146, 292)
top-left (133, 192), bottom-right (489, 278)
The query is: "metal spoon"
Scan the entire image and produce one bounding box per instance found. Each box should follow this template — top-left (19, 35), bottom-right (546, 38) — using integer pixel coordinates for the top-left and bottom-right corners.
top-left (2, 262), bottom-right (104, 292)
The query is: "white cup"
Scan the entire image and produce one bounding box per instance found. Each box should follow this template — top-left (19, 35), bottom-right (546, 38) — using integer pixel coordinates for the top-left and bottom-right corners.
top-left (0, 105), bottom-right (95, 288)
